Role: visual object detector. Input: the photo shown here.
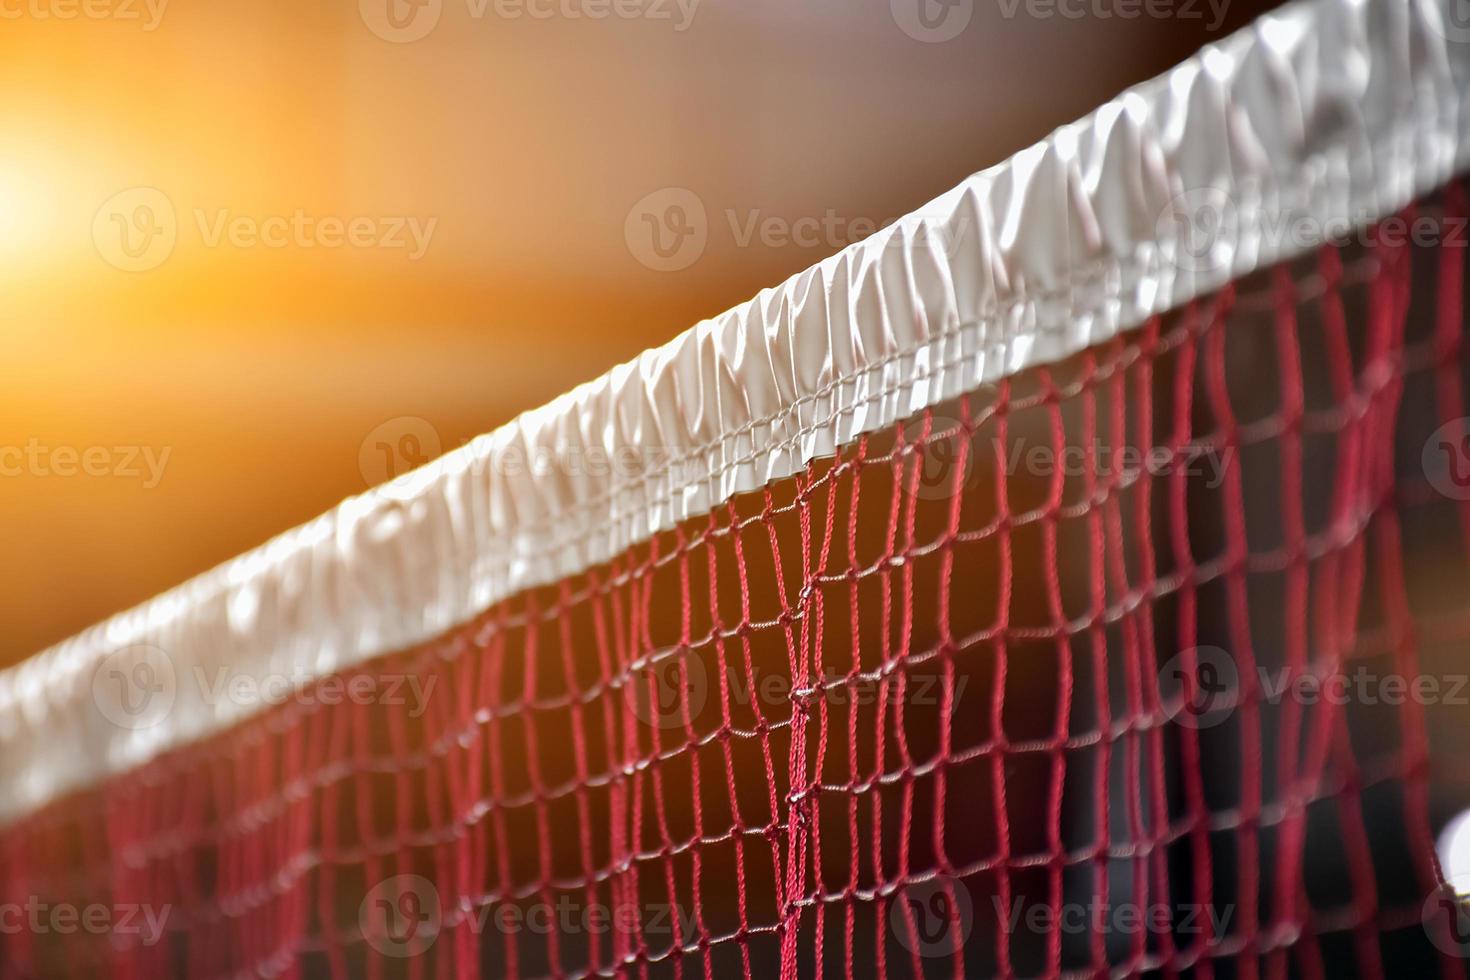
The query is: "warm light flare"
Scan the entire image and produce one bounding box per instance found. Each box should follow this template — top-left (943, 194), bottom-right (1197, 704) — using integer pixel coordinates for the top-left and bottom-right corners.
top-left (0, 164), bottom-right (53, 255)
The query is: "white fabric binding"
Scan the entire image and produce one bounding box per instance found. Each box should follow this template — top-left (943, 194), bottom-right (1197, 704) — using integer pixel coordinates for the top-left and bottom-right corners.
top-left (2, 0), bottom-right (1468, 823)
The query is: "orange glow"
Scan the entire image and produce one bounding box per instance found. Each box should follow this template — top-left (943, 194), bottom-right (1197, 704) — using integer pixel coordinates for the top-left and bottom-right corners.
top-left (0, 0), bottom-right (1266, 667)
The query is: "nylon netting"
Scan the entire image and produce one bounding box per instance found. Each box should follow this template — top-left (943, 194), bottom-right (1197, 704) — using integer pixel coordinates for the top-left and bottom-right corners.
top-left (7, 182), bottom-right (1470, 979)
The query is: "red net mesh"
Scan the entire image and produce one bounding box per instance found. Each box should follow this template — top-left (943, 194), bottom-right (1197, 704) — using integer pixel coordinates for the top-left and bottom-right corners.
top-left (6, 182), bottom-right (1470, 979)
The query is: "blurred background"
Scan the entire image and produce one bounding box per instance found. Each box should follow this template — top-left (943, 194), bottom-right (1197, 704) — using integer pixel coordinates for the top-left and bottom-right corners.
top-left (0, 0), bottom-right (1278, 669)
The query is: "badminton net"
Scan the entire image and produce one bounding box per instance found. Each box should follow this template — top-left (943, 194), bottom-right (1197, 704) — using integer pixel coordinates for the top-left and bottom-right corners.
top-left (6, 1), bottom-right (1470, 978)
